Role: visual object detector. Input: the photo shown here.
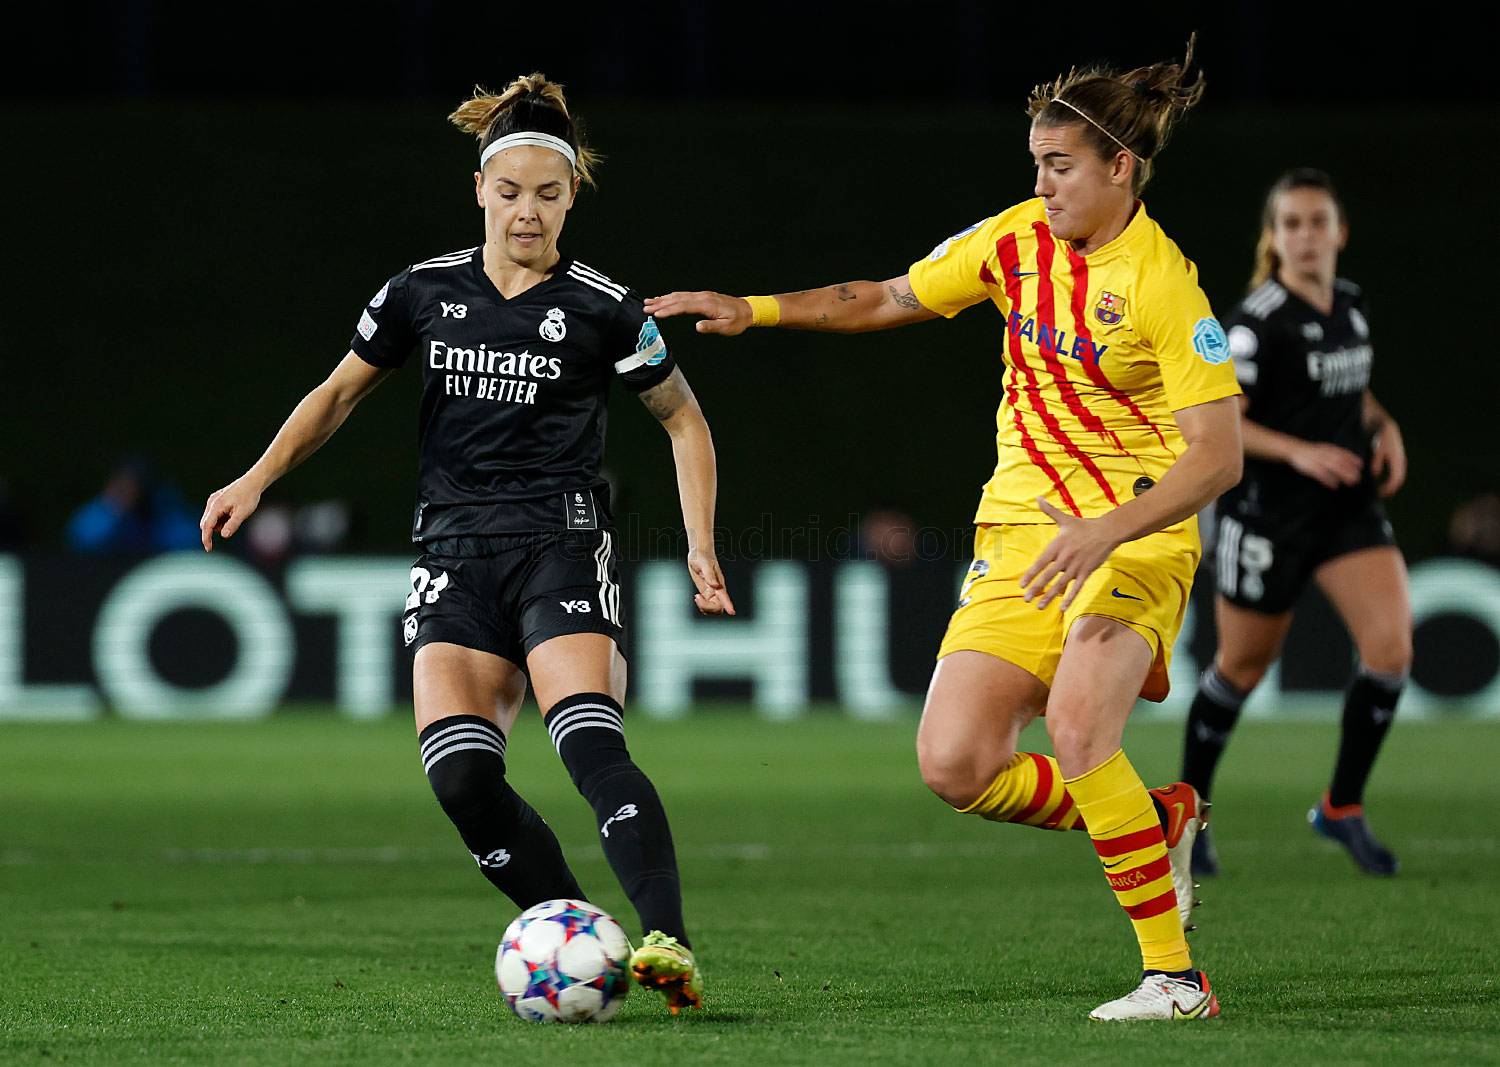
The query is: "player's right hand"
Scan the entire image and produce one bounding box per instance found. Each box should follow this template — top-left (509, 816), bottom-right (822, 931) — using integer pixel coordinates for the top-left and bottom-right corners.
top-left (200, 477), bottom-right (262, 552)
top-left (643, 291), bottom-right (753, 336)
top-left (1289, 442), bottom-right (1364, 490)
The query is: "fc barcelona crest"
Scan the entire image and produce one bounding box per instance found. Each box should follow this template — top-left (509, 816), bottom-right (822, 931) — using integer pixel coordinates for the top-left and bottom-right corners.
top-left (1095, 291), bottom-right (1126, 325)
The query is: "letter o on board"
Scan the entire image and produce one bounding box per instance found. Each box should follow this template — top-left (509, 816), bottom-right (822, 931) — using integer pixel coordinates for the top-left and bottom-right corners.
top-left (93, 555), bottom-right (294, 719)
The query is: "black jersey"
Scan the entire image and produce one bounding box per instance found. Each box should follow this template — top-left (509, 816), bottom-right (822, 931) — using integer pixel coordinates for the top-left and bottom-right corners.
top-left (1219, 277), bottom-right (1376, 518)
top-left (350, 247), bottom-right (675, 540)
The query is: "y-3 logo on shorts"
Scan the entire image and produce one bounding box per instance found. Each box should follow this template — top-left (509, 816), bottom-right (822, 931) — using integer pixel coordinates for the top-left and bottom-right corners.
top-left (601, 803), bottom-right (638, 838)
top-left (560, 600), bottom-right (592, 614)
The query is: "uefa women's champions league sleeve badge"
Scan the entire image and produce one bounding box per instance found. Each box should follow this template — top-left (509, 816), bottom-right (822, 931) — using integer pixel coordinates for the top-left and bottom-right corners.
top-left (1192, 317), bottom-right (1231, 364)
top-left (1095, 291), bottom-right (1127, 325)
top-left (635, 318), bottom-right (667, 367)
top-left (928, 220), bottom-right (985, 262)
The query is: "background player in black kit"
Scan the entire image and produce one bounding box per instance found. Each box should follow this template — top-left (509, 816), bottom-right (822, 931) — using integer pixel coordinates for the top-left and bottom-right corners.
top-left (1180, 169), bottom-right (1411, 877)
top-left (199, 74), bottom-right (731, 1013)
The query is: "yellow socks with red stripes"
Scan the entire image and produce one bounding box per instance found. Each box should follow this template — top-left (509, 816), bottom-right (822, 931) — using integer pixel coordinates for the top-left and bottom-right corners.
top-left (959, 752), bottom-right (1085, 831)
top-left (1065, 749), bottom-right (1190, 972)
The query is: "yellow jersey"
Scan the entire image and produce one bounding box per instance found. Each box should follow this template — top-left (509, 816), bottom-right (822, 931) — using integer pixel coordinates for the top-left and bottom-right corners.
top-left (909, 198), bottom-right (1240, 523)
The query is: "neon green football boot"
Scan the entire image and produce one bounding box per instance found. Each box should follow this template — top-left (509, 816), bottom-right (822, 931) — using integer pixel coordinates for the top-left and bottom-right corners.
top-left (628, 930), bottom-right (703, 1014)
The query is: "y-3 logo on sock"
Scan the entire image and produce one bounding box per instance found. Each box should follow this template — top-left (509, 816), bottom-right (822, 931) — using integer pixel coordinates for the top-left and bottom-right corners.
top-left (600, 804), bottom-right (639, 838)
top-left (474, 849), bottom-right (511, 869)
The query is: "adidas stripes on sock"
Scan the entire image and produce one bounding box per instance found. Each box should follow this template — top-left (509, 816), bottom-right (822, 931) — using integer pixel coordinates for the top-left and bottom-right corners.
top-left (544, 693), bottom-right (689, 946)
top-left (420, 714), bottom-right (584, 908)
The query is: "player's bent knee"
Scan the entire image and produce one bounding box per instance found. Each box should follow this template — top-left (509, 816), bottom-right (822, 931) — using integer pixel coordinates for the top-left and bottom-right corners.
top-left (918, 749), bottom-right (1000, 810)
top-left (420, 715), bottom-right (510, 822)
top-left (426, 745), bottom-right (498, 817)
top-left (1045, 720), bottom-right (1115, 780)
top-left (1215, 653), bottom-right (1273, 693)
top-left (1358, 634), bottom-right (1413, 677)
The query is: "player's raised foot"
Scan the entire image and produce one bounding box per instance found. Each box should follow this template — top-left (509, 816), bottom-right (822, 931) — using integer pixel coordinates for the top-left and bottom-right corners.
top-left (1191, 823), bottom-right (1221, 879)
top-left (629, 931), bottom-right (703, 1014)
top-left (1309, 797), bottom-right (1399, 876)
top-left (1149, 781), bottom-right (1209, 931)
top-left (1089, 970), bottom-right (1220, 1022)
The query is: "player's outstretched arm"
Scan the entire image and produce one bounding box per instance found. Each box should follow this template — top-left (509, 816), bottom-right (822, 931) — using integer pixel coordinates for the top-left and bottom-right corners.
top-left (638, 367), bottom-right (736, 617)
top-left (200, 353), bottom-right (389, 551)
top-left (644, 274), bottom-right (938, 337)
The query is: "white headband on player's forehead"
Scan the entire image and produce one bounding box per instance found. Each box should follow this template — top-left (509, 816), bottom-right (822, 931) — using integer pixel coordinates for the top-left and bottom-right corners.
top-left (479, 131), bottom-right (578, 171)
top-left (1050, 97), bottom-right (1150, 161)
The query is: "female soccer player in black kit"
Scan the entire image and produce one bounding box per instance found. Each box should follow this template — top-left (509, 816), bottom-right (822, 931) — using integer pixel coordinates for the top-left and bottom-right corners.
top-left (199, 74), bottom-right (729, 1012)
top-left (1180, 169), bottom-right (1410, 877)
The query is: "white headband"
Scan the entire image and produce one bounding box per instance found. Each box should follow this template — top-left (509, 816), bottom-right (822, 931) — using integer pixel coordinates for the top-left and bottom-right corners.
top-left (479, 131), bottom-right (578, 171)
top-left (1050, 97), bottom-right (1150, 161)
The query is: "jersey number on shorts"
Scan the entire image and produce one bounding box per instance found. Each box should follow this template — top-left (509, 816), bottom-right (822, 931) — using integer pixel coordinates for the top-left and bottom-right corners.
top-left (1218, 516), bottom-right (1273, 604)
top-left (406, 567), bottom-right (451, 611)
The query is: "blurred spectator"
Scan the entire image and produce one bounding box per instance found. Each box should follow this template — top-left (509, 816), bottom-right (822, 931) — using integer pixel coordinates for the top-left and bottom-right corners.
top-left (858, 509), bottom-right (917, 565)
top-left (67, 457), bottom-right (200, 554)
top-left (0, 477), bottom-right (27, 550)
top-left (245, 503), bottom-right (296, 563)
top-left (243, 499), bottom-right (352, 564)
top-left (1449, 493), bottom-right (1500, 566)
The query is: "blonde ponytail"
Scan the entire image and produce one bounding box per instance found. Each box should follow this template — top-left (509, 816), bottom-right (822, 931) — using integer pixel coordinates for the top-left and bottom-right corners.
top-left (448, 73), bottom-right (599, 187)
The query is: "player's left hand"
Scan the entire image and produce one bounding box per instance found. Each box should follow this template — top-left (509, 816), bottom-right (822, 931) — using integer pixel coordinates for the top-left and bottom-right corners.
top-left (1371, 421), bottom-right (1407, 497)
top-left (1020, 498), bottom-right (1122, 611)
top-left (687, 548), bottom-right (736, 616)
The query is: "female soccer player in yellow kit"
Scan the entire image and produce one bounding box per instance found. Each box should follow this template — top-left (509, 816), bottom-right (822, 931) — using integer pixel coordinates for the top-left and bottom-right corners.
top-left (647, 45), bottom-right (1242, 1021)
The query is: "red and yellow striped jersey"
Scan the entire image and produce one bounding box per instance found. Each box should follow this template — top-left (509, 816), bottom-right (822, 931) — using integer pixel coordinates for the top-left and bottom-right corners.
top-left (909, 198), bottom-right (1240, 523)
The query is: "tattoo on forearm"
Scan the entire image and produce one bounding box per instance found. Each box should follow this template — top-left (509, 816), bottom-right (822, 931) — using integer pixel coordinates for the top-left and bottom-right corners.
top-left (888, 283), bottom-right (920, 310)
top-left (815, 313), bottom-right (829, 326)
top-left (835, 283), bottom-right (858, 302)
top-left (640, 367), bottom-right (693, 422)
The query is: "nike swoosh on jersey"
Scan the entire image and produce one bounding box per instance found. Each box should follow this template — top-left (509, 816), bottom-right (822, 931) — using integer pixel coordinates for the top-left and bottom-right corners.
top-left (1009, 267), bottom-right (1038, 278)
top-left (1111, 588), bottom-right (1144, 601)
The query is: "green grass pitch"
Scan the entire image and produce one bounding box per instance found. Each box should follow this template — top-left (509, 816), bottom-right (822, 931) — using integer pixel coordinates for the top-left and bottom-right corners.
top-left (3, 710), bottom-right (1497, 1064)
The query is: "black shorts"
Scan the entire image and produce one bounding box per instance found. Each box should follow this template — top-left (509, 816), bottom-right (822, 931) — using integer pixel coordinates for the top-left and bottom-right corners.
top-left (403, 529), bottom-right (626, 669)
top-left (1214, 498), bottom-right (1395, 614)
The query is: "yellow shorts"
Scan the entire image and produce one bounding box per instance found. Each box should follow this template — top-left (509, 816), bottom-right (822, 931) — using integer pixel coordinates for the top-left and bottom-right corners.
top-left (936, 521), bottom-right (1200, 702)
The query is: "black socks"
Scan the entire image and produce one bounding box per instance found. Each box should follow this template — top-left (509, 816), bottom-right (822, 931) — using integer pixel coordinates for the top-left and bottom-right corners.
top-left (1329, 667), bottom-right (1405, 808)
top-left (544, 693), bottom-right (689, 946)
top-left (1181, 666), bottom-right (1250, 801)
top-left (420, 714), bottom-right (583, 908)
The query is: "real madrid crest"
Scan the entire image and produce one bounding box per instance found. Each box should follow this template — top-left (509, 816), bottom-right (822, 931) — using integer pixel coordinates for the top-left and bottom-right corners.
top-left (539, 307), bottom-right (567, 342)
top-left (1095, 291), bottom-right (1126, 325)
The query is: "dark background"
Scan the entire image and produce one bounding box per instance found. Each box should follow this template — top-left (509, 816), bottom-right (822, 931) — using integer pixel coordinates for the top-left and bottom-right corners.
top-left (5, 5), bottom-right (1496, 560)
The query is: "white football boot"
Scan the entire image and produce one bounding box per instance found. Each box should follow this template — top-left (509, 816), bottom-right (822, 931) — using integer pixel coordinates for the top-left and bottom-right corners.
top-left (1089, 971), bottom-right (1220, 1021)
top-left (1149, 781), bottom-right (1208, 932)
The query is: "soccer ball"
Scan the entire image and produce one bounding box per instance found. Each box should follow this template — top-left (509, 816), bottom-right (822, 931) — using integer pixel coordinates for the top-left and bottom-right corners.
top-left (495, 899), bottom-right (633, 1023)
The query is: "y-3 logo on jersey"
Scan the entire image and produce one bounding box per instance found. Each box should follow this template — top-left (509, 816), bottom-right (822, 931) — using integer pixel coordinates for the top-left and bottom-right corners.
top-left (560, 600), bottom-right (592, 614)
top-left (440, 302), bottom-right (468, 318)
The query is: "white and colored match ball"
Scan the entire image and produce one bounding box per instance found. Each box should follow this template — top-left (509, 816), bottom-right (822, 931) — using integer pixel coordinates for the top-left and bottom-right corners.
top-left (495, 899), bottom-right (632, 1024)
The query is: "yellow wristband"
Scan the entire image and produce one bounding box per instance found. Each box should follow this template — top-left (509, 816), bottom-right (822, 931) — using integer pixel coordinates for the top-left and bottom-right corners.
top-left (744, 295), bottom-right (781, 328)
